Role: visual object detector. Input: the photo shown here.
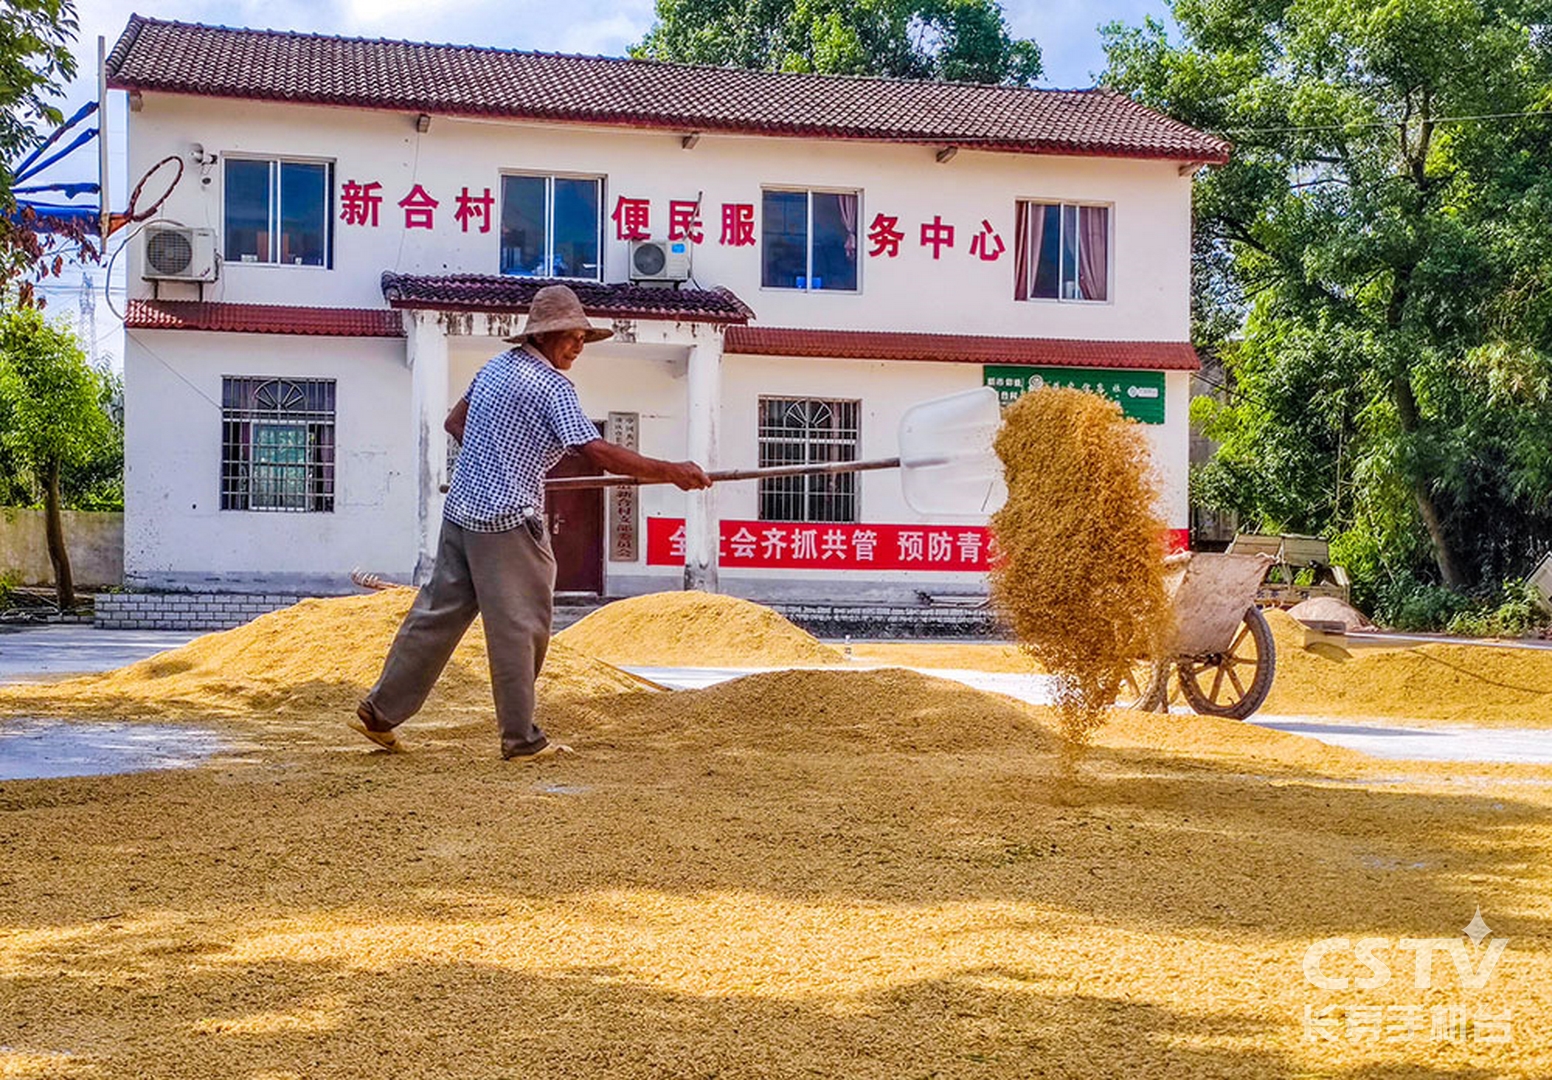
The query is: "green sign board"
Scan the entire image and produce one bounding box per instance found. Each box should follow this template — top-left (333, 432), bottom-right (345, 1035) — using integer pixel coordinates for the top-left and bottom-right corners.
top-left (983, 365), bottom-right (1166, 424)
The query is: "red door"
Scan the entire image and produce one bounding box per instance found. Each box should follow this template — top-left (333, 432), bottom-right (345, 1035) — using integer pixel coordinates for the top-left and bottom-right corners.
top-left (545, 425), bottom-right (605, 594)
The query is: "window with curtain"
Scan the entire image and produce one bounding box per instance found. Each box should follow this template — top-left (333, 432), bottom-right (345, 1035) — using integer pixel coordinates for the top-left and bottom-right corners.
top-left (757, 397), bottom-right (861, 522)
top-left (223, 157), bottom-right (333, 267)
top-left (761, 189), bottom-right (859, 291)
top-left (500, 174), bottom-right (603, 280)
top-left (221, 377), bottom-right (336, 512)
top-left (1013, 201), bottom-right (1109, 302)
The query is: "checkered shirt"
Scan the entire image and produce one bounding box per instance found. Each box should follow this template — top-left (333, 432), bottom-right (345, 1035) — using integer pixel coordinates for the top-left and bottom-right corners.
top-left (443, 345), bottom-right (598, 533)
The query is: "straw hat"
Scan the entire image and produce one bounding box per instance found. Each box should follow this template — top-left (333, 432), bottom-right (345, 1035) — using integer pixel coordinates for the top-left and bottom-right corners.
top-left (506, 284), bottom-right (614, 344)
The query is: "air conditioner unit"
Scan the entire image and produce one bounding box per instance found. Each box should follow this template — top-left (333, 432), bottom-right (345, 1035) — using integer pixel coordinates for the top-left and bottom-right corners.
top-left (143, 225), bottom-right (219, 282)
top-left (629, 238), bottom-right (691, 283)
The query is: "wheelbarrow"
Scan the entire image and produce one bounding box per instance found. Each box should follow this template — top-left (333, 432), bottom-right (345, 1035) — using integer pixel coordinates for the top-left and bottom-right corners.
top-left (1117, 551), bottom-right (1278, 719)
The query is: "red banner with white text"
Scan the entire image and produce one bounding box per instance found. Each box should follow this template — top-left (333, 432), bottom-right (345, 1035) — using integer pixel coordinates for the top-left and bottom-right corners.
top-left (647, 518), bottom-right (993, 571)
top-left (645, 518), bottom-right (1190, 570)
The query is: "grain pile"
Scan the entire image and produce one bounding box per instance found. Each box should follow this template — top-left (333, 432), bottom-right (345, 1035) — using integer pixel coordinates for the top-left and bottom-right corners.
top-left (557, 591), bottom-right (843, 667)
top-left (0, 589), bottom-right (646, 721)
top-left (562, 667), bottom-right (1057, 755)
top-left (988, 387), bottom-right (1170, 742)
top-left (4, 662), bottom-right (1552, 1078)
top-left (1262, 609), bottom-right (1552, 725)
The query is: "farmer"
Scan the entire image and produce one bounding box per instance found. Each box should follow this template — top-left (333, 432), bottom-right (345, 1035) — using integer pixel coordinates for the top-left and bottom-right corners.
top-left (351, 284), bottom-right (711, 759)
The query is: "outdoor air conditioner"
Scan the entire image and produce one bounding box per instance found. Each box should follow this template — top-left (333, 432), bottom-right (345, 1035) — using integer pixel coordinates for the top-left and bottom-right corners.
top-left (143, 225), bottom-right (219, 282)
top-left (628, 238), bottom-right (691, 283)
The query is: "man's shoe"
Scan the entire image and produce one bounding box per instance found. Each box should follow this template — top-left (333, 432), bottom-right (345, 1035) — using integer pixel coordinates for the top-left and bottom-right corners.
top-left (350, 702), bottom-right (404, 753)
top-left (503, 742), bottom-right (573, 762)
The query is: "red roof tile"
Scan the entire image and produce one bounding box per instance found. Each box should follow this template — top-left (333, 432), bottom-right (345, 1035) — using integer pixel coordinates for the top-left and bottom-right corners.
top-left (107, 17), bottom-right (1230, 164)
top-left (126, 300), bottom-right (404, 337)
top-left (381, 272), bottom-right (754, 323)
top-left (723, 326), bottom-right (1200, 371)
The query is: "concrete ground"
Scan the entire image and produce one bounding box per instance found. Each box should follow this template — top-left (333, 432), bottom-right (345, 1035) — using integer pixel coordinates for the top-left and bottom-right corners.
top-left (0, 625), bottom-right (199, 683)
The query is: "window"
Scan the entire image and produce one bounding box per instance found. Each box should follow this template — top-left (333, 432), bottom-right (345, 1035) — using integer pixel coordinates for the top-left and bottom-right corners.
top-left (761, 189), bottom-right (859, 291)
top-left (500, 174), bottom-right (602, 280)
top-left (758, 397), bottom-right (860, 522)
top-left (223, 157), bottom-right (332, 267)
top-left (221, 377), bottom-right (336, 512)
top-left (1014, 201), bottom-right (1109, 302)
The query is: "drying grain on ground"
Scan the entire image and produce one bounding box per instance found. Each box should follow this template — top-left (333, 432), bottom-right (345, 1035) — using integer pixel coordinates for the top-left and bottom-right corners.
top-left (556, 590), bottom-right (843, 667)
top-left (845, 641), bottom-right (1042, 673)
top-left (3, 649), bottom-right (1551, 1078)
top-left (988, 387), bottom-right (1171, 742)
top-left (1262, 608), bottom-right (1552, 725)
top-left (0, 590), bottom-right (648, 723)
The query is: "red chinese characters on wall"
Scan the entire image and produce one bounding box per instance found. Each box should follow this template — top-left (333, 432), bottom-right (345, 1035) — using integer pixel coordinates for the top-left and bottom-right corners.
top-left (340, 180), bottom-right (384, 227)
top-left (867, 213), bottom-right (904, 257)
top-left (668, 200), bottom-right (704, 244)
top-left (969, 219), bottom-right (1005, 261)
top-left (646, 518), bottom-right (994, 571)
top-left (720, 203), bottom-right (755, 246)
top-left (454, 187), bottom-right (495, 233)
top-left (611, 196), bottom-right (651, 240)
top-left (398, 184), bottom-right (439, 229)
top-left (335, 180), bottom-right (1013, 266)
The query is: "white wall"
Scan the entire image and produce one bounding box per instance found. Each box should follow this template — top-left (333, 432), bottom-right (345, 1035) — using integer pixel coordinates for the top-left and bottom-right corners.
top-left (127, 95), bottom-right (1193, 341)
top-left (123, 329), bottom-right (415, 591)
top-left (121, 92), bottom-right (1197, 600)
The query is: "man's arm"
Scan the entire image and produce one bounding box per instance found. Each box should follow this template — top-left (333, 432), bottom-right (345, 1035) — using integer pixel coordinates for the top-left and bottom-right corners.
top-left (577, 439), bottom-right (711, 491)
top-left (444, 397), bottom-right (469, 443)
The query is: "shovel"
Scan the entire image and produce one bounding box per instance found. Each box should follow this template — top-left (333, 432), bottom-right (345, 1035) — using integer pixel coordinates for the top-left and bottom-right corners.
top-left (544, 386), bottom-right (1008, 519)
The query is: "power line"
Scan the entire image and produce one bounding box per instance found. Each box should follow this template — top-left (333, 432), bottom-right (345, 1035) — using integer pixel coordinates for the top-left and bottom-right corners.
top-left (1213, 109), bottom-right (1552, 137)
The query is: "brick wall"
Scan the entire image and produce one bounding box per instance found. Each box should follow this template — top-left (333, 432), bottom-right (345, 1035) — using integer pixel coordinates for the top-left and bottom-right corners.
top-left (94, 592), bottom-right (305, 630)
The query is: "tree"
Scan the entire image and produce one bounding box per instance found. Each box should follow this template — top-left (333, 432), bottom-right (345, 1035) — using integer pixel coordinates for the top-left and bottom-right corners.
top-left (1103, 0), bottom-right (1552, 599)
top-left (1, 0), bottom-right (94, 307)
top-left (0, 306), bottom-right (115, 608)
top-left (633, 0), bottom-right (1042, 85)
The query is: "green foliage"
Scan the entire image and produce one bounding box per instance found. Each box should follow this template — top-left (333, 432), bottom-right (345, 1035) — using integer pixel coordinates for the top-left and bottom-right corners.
top-left (1446, 580), bottom-right (1551, 638)
top-left (0, 305), bottom-right (120, 509)
top-left (1105, 0), bottom-right (1552, 612)
top-left (1374, 574), bottom-right (1476, 633)
top-left (0, 0), bottom-right (78, 165)
top-left (633, 0), bottom-right (1041, 84)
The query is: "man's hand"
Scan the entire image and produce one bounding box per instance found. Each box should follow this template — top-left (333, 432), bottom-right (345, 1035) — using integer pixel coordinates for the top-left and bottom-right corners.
top-left (664, 461), bottom-right (712, 491)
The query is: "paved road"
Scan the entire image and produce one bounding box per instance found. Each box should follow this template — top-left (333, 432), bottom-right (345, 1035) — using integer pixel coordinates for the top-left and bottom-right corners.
top-left (0, 625), bottom-right (199, 684)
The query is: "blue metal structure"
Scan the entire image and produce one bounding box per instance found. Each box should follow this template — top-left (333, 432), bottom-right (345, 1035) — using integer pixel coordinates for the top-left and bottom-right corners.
top-left (6, 101), bottom-right (102, 234)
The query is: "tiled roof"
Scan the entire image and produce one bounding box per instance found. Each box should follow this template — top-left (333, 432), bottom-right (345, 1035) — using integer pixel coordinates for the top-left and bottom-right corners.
top-left (107, 17), bottom-right (1230, 163)
top-left (723, 326), bottom-right (1200, 371)
top-left (381, 273), bottom-right (754, 323)
top-left (126, 300), bottom-right (404, 337)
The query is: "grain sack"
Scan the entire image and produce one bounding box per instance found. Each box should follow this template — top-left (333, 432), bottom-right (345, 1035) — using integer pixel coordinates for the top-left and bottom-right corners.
top-left (988, 387), bottom-right (1170, 743)
top-left (557, 591), bottom-right (842, 667)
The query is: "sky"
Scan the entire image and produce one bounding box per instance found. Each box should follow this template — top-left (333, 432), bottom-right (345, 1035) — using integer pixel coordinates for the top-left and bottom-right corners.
top-left (22, 0), bottom-right (1174, 368)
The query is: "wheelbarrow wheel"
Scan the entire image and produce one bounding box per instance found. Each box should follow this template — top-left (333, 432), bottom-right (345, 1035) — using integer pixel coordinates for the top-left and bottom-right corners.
top-left (1175, 605), bottom-right (1277, 720)
top-left (1113, 659), bottom-right (1168, 712)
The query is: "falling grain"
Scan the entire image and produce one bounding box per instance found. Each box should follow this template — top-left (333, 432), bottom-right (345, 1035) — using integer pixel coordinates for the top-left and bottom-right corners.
top-left (988, 387), bottom-right (1171, 744)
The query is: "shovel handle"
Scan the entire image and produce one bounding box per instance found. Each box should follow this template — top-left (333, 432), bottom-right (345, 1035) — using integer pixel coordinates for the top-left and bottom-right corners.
top-left (544, 456), bottom-right (904, 491)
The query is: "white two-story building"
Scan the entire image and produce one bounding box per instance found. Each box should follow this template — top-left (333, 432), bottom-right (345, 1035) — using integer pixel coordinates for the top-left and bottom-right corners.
top-left (108, 15), bottom-right (1227, 604)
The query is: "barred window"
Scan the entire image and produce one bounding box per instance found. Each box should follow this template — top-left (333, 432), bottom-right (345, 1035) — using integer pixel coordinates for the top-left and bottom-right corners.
top-left (221, 377), bottom-right (336, 512)
top-left (758, 397), bottom-right (860, 523)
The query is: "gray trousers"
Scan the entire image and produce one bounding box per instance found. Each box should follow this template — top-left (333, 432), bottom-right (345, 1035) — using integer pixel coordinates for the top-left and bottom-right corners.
top-left (364, 516), bottom-right (555, 757)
